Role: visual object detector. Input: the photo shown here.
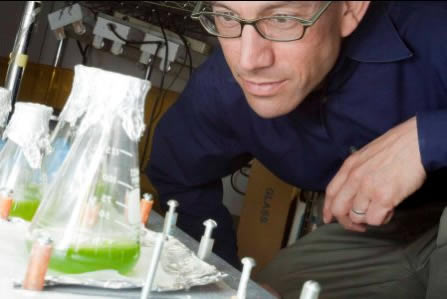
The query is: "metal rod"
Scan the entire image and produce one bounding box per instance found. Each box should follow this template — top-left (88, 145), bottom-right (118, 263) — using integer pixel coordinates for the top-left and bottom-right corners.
top-left (299, 280), bottom-right (321, 299)
top-left (144, 62), bottom-right (153, 81)
top-left (4, 1), bottom-right (41, 114)
top-left (52, 38), bottom-right (66, 68)
top-left (44, 30), bottom-right (66, 107)
top-left (140, 233), bottom-right (165, 299)
top-left (237, 257), bottom-right (256, 299)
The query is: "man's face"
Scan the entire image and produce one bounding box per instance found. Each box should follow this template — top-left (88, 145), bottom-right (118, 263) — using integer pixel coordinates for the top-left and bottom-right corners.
top-left (217, 1), bottom-right (345, 118)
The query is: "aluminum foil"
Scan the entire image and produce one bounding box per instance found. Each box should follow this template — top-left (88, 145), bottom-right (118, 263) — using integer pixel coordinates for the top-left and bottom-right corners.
top-left (58, 65), bottom-right (149, 142)
top-left (1, 220), bottom-right (226, 292)
top-left (58, 65), bottom-right (98, 126)
top-left (140, 229), bottom-right (228, 291)
top-left (3, 102), bottom-right (53, 169)
top-left (41, 229), bottom-right (227, 291)
top-left (76, 66), bottom-right (150, 142)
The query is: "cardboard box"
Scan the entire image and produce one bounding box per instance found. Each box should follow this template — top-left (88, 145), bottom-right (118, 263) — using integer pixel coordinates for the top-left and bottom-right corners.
top-left (237, 160), bottom-right (300, 274)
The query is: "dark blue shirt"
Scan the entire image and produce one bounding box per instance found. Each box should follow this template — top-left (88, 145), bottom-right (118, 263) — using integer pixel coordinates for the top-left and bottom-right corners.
top-left (147, 2), bottom-right (447, 267)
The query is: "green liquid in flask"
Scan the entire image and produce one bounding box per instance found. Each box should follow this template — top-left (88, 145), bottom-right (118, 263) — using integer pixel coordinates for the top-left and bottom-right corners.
top-left (49, 242), bottom-right (140, 274)
top-left (9, 184), bottom-right (42, 221)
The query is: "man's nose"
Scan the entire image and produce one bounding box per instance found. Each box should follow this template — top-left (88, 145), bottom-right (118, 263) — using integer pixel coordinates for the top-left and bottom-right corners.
top-left (239, 25), bottom-right (274, 72)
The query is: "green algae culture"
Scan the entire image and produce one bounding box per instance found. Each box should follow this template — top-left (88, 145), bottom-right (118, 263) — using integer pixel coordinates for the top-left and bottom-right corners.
top-left (9, 198), bottom-right (40, 221)
top-left (9, 184), bottom-right (42, 221)
top-left (49, 241), bottom-right (140, 274)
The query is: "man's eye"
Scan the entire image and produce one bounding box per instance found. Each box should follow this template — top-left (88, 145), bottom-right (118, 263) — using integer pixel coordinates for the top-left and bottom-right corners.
top-left (269, 16), bottom-right (295, 25)
top-left (215, 10), bottom-right (235, 17)
top-left (272, 17), bottom-right (290, 24)
top-left (222, 15), bottom-right (234, 22)
top-left (215, 11), bottom-right (237, 22)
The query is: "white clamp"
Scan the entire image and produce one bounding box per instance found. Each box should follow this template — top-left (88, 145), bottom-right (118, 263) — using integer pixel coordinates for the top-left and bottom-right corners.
top-left (48, 4), bottom-right (85, 40)
top-left (140, 233), bottom-right (165, 299)
top-left (162, 199), bottom-right (179, 236)
top-left (140, 33), bottom-right (180, 72)
top-left (236, 257), bottom-right (256, 299)
top-left (299, 280), bottom-right (321, 299)
top-left (197, 219), bottom-right (217, 260)
top-left (93, 14), bottom-right (130, 55)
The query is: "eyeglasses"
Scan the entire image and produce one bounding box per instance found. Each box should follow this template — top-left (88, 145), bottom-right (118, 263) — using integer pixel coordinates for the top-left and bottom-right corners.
top-left (191, 1), bottom-right (332, 42)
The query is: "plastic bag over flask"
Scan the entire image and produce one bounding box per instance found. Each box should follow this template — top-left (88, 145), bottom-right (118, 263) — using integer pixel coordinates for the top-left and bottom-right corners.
top-left (30, 67), bottom-right (150, 275)
top-left (44, 65), bottom-right (102, 184)
top-left (0, 102), bottom-right (53, 221)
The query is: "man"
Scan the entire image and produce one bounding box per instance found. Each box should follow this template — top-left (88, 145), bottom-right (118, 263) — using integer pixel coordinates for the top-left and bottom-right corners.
top-left (148, 1), bottom-right (447, 298)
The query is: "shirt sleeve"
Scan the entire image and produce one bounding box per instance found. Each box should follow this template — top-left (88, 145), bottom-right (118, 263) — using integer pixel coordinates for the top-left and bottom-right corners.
top-left (416, 23), bottom-right (447, 173)
top-left (146, 49), bottom-right (250, 268)
top-left (417, 110), bottom-right (447, 172)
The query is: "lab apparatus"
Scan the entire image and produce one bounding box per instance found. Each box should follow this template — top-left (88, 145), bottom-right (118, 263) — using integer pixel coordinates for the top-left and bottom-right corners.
top-left (0, 102), bottom-right (53, 221)
top-left (29, 66), bottom-right (150, 275)
top-left (23, 234), bottom-right (53, 291)
top-left (0, 87), bottom-right (12, 150)
top-left (44, 65), bottom-right (101, 184)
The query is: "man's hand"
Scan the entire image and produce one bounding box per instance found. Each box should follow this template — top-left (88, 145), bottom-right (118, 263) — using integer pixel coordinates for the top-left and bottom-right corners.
top-left (323, 116), bottom-right (426, 231)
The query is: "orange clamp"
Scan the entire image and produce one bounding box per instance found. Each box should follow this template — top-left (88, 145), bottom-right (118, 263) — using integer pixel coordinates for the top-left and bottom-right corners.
top-left (141, 199), bottom-right (154, 225)
top-left (0, 196), bottom-right (13, 220)
top-left (23, 237), bottom-right (53, 291)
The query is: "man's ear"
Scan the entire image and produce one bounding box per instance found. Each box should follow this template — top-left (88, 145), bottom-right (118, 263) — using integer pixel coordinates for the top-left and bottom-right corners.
top-left (340, 1), bottom-right (370, 37)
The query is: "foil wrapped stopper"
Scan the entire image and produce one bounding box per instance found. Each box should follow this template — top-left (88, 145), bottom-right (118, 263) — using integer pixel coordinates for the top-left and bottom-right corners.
top-left (4, 102), bottom-right (53, 169)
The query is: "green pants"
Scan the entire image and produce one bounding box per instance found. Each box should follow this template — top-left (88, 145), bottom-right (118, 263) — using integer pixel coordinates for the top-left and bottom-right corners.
top-left (256, 203), bottom-right (447, 299)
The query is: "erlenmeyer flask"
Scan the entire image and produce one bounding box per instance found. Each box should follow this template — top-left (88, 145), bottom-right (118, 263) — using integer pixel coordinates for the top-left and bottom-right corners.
top-left (44, 65), bottom-right (100, 184)
top-left (30, 67), bottom-right (150, 274)
top-left (0, 87), bottom-right (12, 150)
top-left (0, 102), bottom-right (53, 221)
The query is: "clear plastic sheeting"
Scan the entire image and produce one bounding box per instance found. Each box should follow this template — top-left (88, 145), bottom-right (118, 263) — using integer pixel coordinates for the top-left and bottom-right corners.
top-left (0, 102), bottom-right (53, 221)
top-left (45, 65), bottom-right (100, 184)
top-left (30, 67), bottom-right (151, 275)
top-left (0, 87), bottom-right (12, 129)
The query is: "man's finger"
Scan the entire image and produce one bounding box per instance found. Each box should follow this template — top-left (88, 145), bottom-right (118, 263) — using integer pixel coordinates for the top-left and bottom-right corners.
top-left (337, 215), bottom-right (367, 232)
top-left (349, 192), bottom-right (371, 224)
top-left (324, 168), bottom-right (351, 223)
top-left (366, 200), bottom-right (394, 226)
top-left (383, 210), bottom-right (394, 224)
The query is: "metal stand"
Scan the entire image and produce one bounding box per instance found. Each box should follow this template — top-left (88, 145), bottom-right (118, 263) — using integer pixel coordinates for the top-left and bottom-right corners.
top-left (44, 38), bottom-right (66, 107)
top-left (4, 1), bottom-right (41, 115)
top-left (52, 38), bottom-right (66, 68)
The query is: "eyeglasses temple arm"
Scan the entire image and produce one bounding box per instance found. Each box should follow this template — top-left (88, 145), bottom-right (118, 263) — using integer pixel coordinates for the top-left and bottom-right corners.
top-left (191, 1), bottom-right (203, 19)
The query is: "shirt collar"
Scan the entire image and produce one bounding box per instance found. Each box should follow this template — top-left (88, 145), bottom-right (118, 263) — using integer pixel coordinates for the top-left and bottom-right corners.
top-left (343, 2), bottom-right (413, 63)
